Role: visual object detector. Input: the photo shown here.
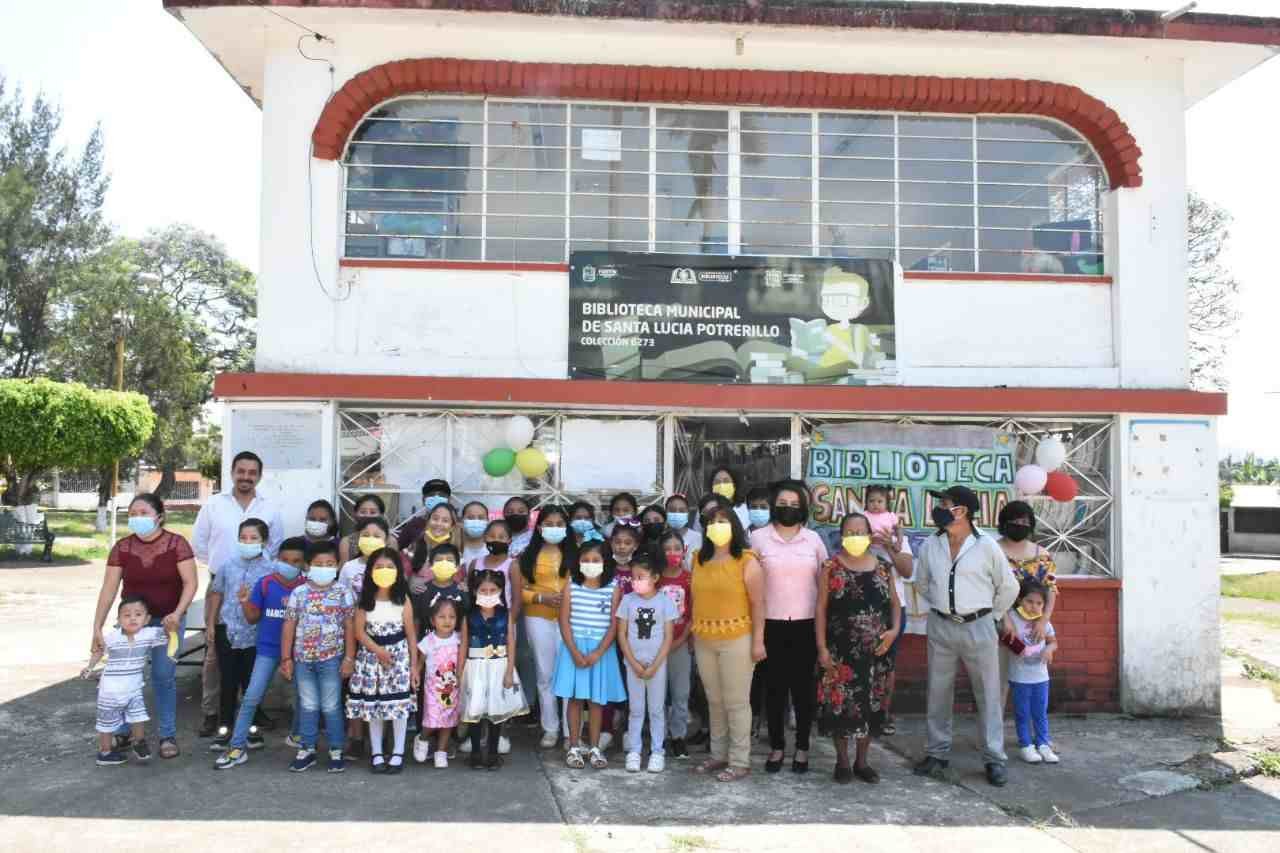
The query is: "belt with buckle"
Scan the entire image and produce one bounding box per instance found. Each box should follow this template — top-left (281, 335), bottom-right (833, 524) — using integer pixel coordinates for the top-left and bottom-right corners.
top-left (932, 608), bottom-right (992, 624)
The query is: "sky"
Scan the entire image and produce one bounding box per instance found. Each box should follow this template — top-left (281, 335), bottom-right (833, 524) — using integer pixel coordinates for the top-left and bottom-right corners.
top-left (1, 0), bottom-right (1277, 456)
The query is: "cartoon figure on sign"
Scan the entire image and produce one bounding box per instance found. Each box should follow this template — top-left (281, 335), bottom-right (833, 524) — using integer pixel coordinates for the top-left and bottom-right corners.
top-left (635, 607), bottom-right (657, 640)
top-left (789, 267), bottom-right (886, 378)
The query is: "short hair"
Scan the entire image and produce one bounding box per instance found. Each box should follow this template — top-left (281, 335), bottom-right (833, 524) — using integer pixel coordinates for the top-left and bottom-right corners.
top-left (238, 517), bottom-right (270, 542)
top-left (745, 486), bottom-right (771, 506)
top-left (422, 478), bottom-right (452, 498)
top-left (1017, 577), bottom-right (1049, 604)
top-left (569, 540), bottom-right (614, 587)
top-left (839, 512), bottom-right (872, 535)
top-left (353, 493), bottom-right (387, 516)
top-left (707, 465), bottom-right (742, 494)
top-left (999, 500), bottom-right (1037, 534)
top-left (570, 499), bottom-right (598, 519)
top-left (865, 484), bottom-right (891, 500)
top-left (306, 499), bottom-right (338, 531)
top-left (697, 502), bottom-right (750, 563)
top-left (231, 450), bottom-right (264, 473)
top-left (469, 569), bottom-right (509, 609)
top-left (429, 542), bottom-right (460, 564)
top-left (117, 594), bottom-right (149, 614)
top-left (129, 492), bottom-right (165, 520)
top-left (278, 536), bottom-right (308, 556)
top-left (665, 493), bottom-right (690, 511)
top-left (305, 540), bottom-right (339, 563)
top-left (640, 503), bottom-right (668, 523)
top-left (485, 519), bottom-right (510, 538)
top-left (630, 548), bottom-right (660, 577)
top-left (609, 492), bottom-right (639, 515)
top-left (503, 495), bottom-right (530, 514)
top-left (428, 595), bottom-right (463, 626)
top-left (356, 516), bottom-right (391, 537)
top-left (770, 479), bottom-right (811, 520)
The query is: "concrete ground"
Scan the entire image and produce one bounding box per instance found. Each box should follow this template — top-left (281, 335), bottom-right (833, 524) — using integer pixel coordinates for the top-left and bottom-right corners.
top-left (2, 558), bottom-right (1278, 851)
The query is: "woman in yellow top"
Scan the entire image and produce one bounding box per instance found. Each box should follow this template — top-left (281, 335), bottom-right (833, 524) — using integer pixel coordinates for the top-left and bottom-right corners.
top-left (513, 505), bottom-right (575, 748)
top-left (691, 498), bottom-right (766, 782)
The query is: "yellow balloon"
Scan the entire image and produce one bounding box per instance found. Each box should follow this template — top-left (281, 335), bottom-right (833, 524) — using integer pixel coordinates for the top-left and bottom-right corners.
top-left (515, 446), bottom-right (549, 479)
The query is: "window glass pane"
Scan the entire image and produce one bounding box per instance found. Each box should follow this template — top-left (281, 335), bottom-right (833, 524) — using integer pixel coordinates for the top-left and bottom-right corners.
top-left (369, 99), bottom-right (484, 122)
top-left (658, 108), bottom-right (728, 131)
top-left (489, 102), bottom-right (566, 126)
top-left (488, 124), bottom-right (568, 148)
top-left (820, 158), bottom-right (893, 181)
top-left (900, 160), bottom-right (971, 182)
top-left (741, 244), bottom-right (810, 256)
top-left (978, 117), bottom-right (1082, 144)
top-left (353, 120), bottom-right (484, 146)
top-left (824, 244), bottom-right (893, 260)
top-left (898, 116), bottom-right (971, 138)
top-left (488, 169), bottom-right (564, 194)
top-left (820, 202), bottom-right (893, 227)
top-left (488, 216), bottom-right (565, 240)
top-left (571, 148), bottom-right (648, 172)
top-left (900, 248), bottom-right (975, 272)
top-left (900, 226), bottom-right (973, 250)
top-left (899, 204), bottom-right (973, 228)
top-left (741, 200), bottom-right (810, 226)
top-left (573, 105), bottom-right (649, 128)
top-left (821, 225), bottom-right (893, 251)
top-left (570, 218), bottom-right (649, 242)
top-left (900, 181), bottom-right (972, 205)
top-left (487, 239), bottom-right (564, 263)
top-left (570, 194), bottom-right (648, 220)
top-left (820, 179), bottom-right (894, 204)
top-left (979, 140), bottom-right (1094, 165)
top-left (657, 197), bottom-right (727, 222)
top-left (656, 173), bottom-right (730, 199)
top-left (485, 146), bottom-right (567, 170)
top-left (656, 217), bottom-right (729, 252)
top-left (741, 154), bottom-right (810, 179)
top-left (487, 192), bottom-right (564, 217)
top-left (899, 138), bottom-right (971, 160)
top-left (819, 135), bottom-right (894, 158)
top-left (344, 235), bottom-right (481, 261)
top-left (571, 239), bottom-right (649, 253)
top-left (741, 222), bottom-right (811, 247)
top-left (819, 114), bottom-right (893, 136)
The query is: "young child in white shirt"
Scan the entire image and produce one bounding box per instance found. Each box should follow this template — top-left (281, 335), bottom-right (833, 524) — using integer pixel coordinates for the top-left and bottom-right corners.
top-left (1004, 578), bottom-right (1060, 764)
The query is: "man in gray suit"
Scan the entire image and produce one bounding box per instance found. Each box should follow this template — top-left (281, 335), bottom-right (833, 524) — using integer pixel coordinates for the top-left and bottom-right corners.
top-left (907, 486), bottom-right (1019, 787)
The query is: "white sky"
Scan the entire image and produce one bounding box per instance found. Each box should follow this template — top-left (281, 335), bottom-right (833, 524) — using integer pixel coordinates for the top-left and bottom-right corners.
top-left (1, 0), bottom-right (1277, 456)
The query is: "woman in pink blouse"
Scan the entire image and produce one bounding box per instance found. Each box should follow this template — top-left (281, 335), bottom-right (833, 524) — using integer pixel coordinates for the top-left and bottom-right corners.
top-left (748, 479), bottom-right (829, 774)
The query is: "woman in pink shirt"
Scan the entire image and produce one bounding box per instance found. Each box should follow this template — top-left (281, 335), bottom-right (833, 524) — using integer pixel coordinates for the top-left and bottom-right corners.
top-left (748, 480), bottom-right (829, 774)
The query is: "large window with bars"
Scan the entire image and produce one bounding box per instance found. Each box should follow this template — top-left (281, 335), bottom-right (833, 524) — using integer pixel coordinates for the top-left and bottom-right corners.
top-left (343, 97), bottom-right (1106, 274)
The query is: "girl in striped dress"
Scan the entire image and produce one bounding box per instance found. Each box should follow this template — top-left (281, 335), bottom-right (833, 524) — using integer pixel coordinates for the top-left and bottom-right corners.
top-left (552, 541), bottom-right (626, 769)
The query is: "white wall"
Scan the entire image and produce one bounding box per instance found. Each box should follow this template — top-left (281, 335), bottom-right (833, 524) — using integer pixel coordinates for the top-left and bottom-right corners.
top-left (1117, 415), bottom-right (1219, 714)
top-left (250, 14), bottom-right (1191, 389)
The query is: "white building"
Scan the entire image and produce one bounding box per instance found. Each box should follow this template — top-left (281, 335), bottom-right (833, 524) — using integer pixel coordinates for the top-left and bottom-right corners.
top-left (167, 0), bottom-right (1280, 715)
top-left (1227, 484), bottom-right (1280, 556)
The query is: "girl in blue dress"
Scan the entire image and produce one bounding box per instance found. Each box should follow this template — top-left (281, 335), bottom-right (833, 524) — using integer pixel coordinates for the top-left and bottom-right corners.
top-left (552, 540), bottom-right (626, 769)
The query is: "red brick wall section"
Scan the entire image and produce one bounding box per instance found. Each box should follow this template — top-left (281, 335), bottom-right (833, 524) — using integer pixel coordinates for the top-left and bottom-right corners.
top-left (311, 57), bottom-right (1143, 190)
top-left (892, 580), bottom-right (1120, 714)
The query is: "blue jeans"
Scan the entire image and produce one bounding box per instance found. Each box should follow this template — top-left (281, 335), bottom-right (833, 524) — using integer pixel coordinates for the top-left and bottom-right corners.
top-left (295, 656), bottom-right (345, 752)
top-left (1010, 680), bottom-right (1051, 747)
top-left (228, 653), bottom-right (301, 748)
top-left (116, 615), bottom-right (183, 740)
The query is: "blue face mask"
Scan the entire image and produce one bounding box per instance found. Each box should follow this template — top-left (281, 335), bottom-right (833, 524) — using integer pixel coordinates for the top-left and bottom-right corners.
top-left (748, 508), bottom-right (771, 529)
top-left (541, 526), bottom-right (567, 545)
top-left (423, 495), bottom-right (448, 514)
top-left (307, 565), bottom-right (337, 586)
top-left (667, 512), bottom-right (689, 530)
top-left (276, 562), bottom-right (301, 581)
top-left (127, 516), bottom-right (158, 537)
top-left (238, 542), bottom-right (263, 559)
top-left (570, 519), bottom-right (595, 535)
top-left (463, 519), bottom-right (489, 538)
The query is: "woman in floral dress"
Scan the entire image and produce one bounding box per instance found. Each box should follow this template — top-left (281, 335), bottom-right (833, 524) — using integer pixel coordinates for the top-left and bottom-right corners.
top-left (815, 512), bottom-right (901, 784)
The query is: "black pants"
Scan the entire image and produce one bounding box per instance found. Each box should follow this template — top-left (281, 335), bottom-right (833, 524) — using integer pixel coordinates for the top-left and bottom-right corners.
top-left (215, 624), bottom-right (257, 728)
top-left (764, 618), bottom-right (817, 752)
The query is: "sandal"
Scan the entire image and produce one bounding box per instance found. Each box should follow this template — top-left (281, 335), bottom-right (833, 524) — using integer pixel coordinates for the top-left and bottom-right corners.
top-left (588, 747), bottom-right (608, 769)
top-left (158, 738), bottom-right (180, 759)
top-left (853, 764), bottom-right (880, 784)
top-left (765, 751), bottom-right (784, 774)
top-left (716, 766), bottom-right (751, 782)
top-left (370, 755), bottom-right (387, 775)
top-left (387, 753), bottom-right (404, 775)
top-left (566, 747), bottom-right (586, 769)
top-left (694, 758), bottom-right (728, 775)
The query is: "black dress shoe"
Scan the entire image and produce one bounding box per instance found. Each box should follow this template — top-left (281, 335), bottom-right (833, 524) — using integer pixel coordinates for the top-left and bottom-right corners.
top-left (853, 764), bottom-right (880, 784)
top-left (765, 753), bottom-right (784, 773)
top-left (791, 757), bottom-right (809, 774)
top-left (198, 714), bottom-right (219, 738)
top-left (913, 756), bottom-right (950, 776)
top-left (834, 764), bottom-right (854, 784)
top-left (985, 762), bottom-right (1008, 787)
top-left (253, 709), bottom-right (276, 731)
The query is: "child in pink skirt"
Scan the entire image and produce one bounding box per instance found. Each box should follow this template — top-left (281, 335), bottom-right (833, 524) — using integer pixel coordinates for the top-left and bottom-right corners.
top-left (414, 597), bottom-right (463, 768)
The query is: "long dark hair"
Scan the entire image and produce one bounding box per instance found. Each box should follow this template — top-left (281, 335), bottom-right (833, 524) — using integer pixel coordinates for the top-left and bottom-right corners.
top-left (518, 505), bottom-right (577, 584)
top-left (306, 499), bottom-right (338, 537)
top-left (998, 500), bottom-right (1037, 538)
top-left (697, 501), bottom-right (750, 564)
top-left (129, 493), bottom-right (166, 527)
top-left (469, 568), bottom-right (509, 610)
top-left (357, 547), bottom-right (409, 611)
top-left (769, 479), bottom-right (811, 522)
top-left (569, 540), bottom-right (614, 587)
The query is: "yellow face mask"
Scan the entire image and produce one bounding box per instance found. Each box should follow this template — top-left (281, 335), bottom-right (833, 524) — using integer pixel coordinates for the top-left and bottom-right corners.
top-left (425, 529), bottom-right (451, 544)
top-left (357, 536), bottom-right (384, 556)
top-left (1016, 604), bottom-right (1042, 621)
top-left (711, 482), bottom-right (736, 501)
top-left (370, 566), bottom-right (398, 589)
top-left (431, 559), bottom-right (457, 583)
top-left (706, 521), bottom-right (733, 547)
top-left (842, 535), bottom-right (871, 557)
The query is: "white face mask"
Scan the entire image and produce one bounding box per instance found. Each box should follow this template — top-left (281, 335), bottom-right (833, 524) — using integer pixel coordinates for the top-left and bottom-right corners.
top-left (579, 561), bottom-right (604, 579)
top-left (476, 593), bottom-right (502, 609)
top-left (305, 520), bottom-right (329, 538)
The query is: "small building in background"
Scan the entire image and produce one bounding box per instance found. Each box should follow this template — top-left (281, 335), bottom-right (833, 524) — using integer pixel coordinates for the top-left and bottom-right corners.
top-left (1227, 485), bottom-right (1280, 556)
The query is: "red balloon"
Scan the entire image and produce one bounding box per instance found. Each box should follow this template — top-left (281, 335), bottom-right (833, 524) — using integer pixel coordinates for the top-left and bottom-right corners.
top-left (1044, 470), bottom-right (1079, 502)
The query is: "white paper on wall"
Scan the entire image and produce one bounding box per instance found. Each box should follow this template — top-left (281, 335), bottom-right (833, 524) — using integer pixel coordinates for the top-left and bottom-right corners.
top-left (561, 419), bottom-right (658, 492)
top-left (581, 128), bottom-right (622, 162)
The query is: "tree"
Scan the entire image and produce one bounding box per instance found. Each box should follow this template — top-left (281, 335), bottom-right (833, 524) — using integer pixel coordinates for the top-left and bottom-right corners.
top-left (0, 77), bottom-right (109, 378)
top-left (1187, 192), bottom-right (1239, 392)
top-left (189, 424), bottom-right (222, 489)
top-left (0, 378), bottom-right (154, 504)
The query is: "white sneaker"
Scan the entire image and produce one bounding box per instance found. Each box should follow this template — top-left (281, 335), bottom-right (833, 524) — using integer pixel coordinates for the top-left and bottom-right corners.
top-left (459, 737), bottom-right (472, 754)
top-left (625, 751), bottom-right (642, 772)
top-left (498, 735), bottom-right (511, 755)
top-left (412, 734), bottom-right (431, 764)
top-left (647, 752), bottom-right (665, 773)
top-left (598, 732), bottom-right (613, 752)
top-left (1020, 745), bottom-right (1043, 764)
top-left (1037, 744), bottom-right (1060, 764)
top-left (539, 731), bottom-right (559, 749)
top-left (434, 751), bottom-right (449, 769)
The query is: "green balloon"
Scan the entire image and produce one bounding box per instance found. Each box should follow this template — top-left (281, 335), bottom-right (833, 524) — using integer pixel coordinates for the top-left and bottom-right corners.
top-left (483, 447), bottom-right (517, 477)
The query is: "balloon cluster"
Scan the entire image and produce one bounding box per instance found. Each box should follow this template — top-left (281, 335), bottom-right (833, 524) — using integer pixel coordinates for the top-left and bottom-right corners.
top-left (1013, 436), bottom-right (1079, 502)
top-left (482, 416), bottom-right (549, 480)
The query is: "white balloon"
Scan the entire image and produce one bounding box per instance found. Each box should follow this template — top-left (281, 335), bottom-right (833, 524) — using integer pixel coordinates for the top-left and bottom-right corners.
top-left (1035, 436), bottom-right (1068, 471)
top-left (1014, 464), bottom-right (1048, 496)
top-left (504, 415), bottom-right (535, 451)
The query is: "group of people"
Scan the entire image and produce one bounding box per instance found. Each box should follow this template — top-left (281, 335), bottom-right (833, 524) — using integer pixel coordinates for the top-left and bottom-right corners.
top-left (87, 452), bottom-right (1063, 786)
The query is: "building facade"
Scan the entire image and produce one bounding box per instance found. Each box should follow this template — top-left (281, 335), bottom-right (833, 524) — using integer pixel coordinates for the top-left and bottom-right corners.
top-left (168, 1), bottom-right (1280, 715)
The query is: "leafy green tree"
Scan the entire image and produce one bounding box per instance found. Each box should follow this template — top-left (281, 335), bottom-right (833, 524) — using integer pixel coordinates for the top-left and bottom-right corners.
top-left (0, 77), bottom-right (109, 377)
top-left (0, 378), bottom-right (153, 504)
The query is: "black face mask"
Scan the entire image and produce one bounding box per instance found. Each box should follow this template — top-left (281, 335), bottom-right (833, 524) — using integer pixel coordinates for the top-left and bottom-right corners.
top-left (642, 521), bottom-right (666, 540)
top-left (485, 540), bottom-right (510, 556)
top-left (771, 505), bottom-right (806, 527)
top-left (1001, 523), bottom-right (1032, 542)
top-left (931, 506), bottom-right (956, 529)
top-left (505, 513), bottom-right (529, 534)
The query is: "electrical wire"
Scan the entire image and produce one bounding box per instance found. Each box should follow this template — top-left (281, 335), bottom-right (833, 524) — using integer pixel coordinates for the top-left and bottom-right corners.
top-left (245, 0), bottom-right (332, 42)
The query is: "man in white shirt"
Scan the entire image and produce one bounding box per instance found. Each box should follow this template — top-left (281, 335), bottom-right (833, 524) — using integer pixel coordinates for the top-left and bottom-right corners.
top-left (907, 486), bottom-right (1019, 787)
top-left (191, 450), bottom-right (285, 736)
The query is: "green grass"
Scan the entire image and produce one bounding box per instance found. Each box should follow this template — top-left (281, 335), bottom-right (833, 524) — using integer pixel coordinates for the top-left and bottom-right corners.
top-left (1222, 572), bottom-right (1280, 603)
top-left (1223, 610), bottom-right (1280, 631)
top-left (0, 509), bottom-right (197, 564)
top-left (1257, 752), bottom-right (1280, 778)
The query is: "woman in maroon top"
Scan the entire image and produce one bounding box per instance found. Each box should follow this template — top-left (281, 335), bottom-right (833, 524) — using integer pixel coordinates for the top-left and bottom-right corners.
top-left (91, 493), bottom-right (198, 758)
